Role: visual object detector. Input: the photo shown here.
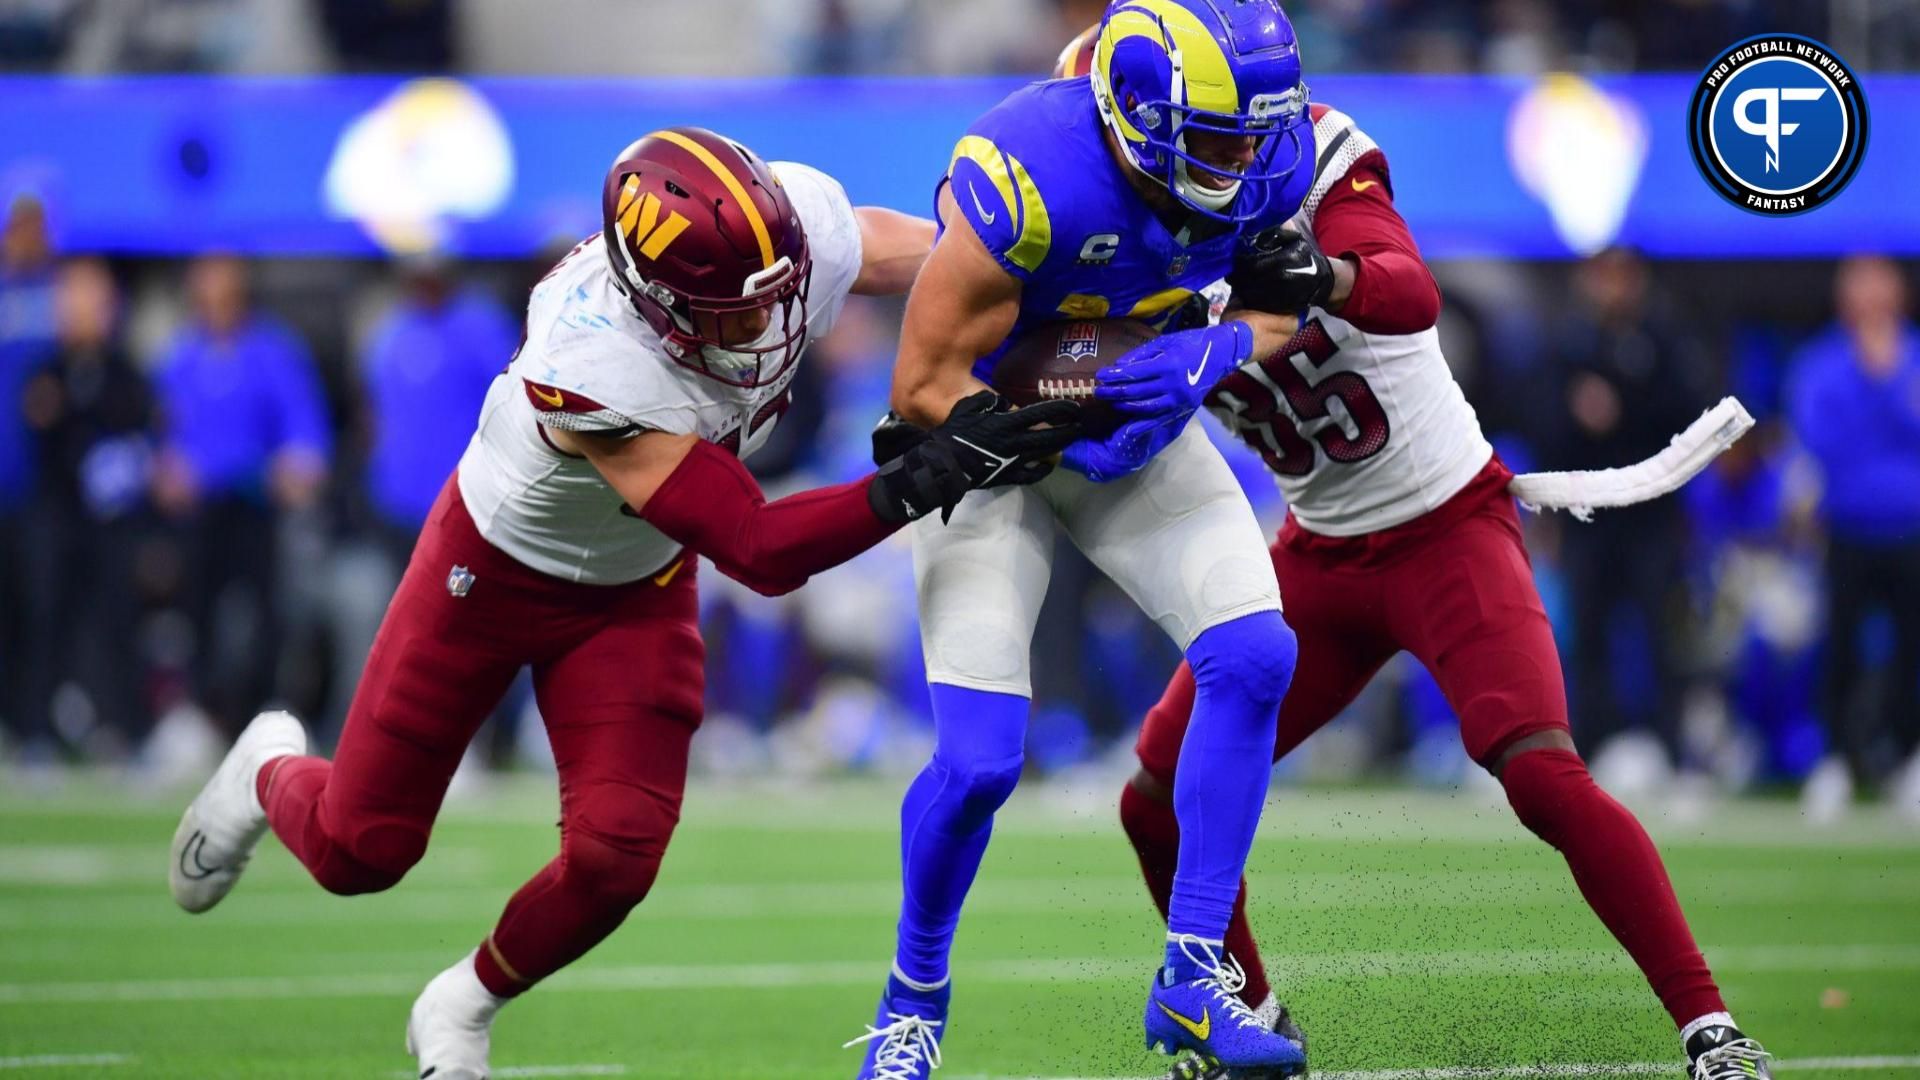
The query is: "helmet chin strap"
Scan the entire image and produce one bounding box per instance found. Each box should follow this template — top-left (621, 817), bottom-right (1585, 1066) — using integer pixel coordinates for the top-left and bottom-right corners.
top-left (698, 345), bottom-right (759, 374)
top-left (698, 315), bottom-right (787, 376)
top-left (1173, 149), bottom-right (1242, 211)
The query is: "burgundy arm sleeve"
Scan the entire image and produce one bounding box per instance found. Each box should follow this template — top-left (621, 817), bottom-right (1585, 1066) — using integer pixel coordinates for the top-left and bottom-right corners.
top-left (1312, 149), bottom-right (1442, 336)
top-left (639, 440), bottom-right (900, 597)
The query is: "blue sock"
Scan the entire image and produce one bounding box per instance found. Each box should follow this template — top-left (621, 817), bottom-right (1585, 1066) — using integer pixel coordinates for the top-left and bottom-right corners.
top-left (892, 684), bottom-right (1029, 987)
top-left (1165, 611), bottom-right (1297, 972)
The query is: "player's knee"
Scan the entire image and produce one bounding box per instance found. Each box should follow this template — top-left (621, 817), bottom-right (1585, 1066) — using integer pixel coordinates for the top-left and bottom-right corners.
top-left (315, 824), bottom-right (425, 895)
top-left (1190, 612), bottom-right (1297, 709)
top-left (563, 830), bottom-right (666, 908)
top-left (1119, 773), bottom-right (1177, 859)
top-left (563, 796), bottom-right (679, 907)
top-left (937, 750), bottom-right (1025, 822)
top-left (1497, 746), bottom-right (1595, 847)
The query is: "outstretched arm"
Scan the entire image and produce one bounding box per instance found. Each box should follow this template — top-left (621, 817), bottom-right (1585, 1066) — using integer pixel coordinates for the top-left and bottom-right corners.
top-left (563, 427), bottom-right (898, 597)
top-left (889, 185), bottom-right (1022, 427)
top-left (555, 391), bottom-right (1080, 596)
top-left (852, 207), bottom-right (937, 296)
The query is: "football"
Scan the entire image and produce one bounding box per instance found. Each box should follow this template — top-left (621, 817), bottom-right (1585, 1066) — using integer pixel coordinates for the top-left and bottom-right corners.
top-left (991, 317), bottom-right (1158, 436)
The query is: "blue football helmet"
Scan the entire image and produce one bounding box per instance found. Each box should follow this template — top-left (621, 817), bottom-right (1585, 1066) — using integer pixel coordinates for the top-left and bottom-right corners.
top-left (1090, 0), bottom-right (1313, 223)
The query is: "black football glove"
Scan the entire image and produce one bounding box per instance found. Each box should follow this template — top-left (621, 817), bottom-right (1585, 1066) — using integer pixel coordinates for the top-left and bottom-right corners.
top-left (870, 409), bottom-right (929, 466)
top-left (868, 391), bottom-right (1082, 524)
top-left (1228, 225), bottom-right (1335, 316)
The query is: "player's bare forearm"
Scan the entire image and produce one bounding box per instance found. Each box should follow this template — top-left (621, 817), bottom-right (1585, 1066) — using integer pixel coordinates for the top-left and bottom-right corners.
top-left (1225, 308), bottom-right (1303, 358)
top-left (852, 207), bottom-right (937, 296)
top-left (889, 186), bottom-right (1019, 427)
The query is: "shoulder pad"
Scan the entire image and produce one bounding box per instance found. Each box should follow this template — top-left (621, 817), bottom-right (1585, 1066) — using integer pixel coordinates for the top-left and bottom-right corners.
top-left (948, 133), bottom-right (1052, 277)
top-left (772, 160), bottom-right (863, 316)
top-left (522, 378), bottom-right (636, 433)
top-left (1302, 105), bottom-right (1382, 223)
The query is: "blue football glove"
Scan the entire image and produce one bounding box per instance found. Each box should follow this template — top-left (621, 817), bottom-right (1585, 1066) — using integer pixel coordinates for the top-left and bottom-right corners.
top-left (1092, 321), bottom-right (1253, 418)
top-left (1060, 410), bottom-right (1191, 483)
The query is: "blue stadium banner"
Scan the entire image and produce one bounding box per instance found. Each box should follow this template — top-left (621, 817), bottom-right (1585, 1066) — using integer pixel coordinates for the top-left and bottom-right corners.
top-left (2, 73), bottom-right (1914, 259)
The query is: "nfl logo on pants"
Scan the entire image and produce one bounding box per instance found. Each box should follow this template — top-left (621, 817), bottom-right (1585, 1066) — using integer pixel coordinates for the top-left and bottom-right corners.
top-left (446, 565), bottom-right (476, 597)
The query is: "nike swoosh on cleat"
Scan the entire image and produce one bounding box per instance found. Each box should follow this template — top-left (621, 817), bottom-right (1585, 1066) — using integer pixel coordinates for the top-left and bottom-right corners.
top-left (968, 183), bottom-right (997, 225)
top-left (1156, 1001), bottom-right (1210, 1041)
top-left (1186, 342), bottom-right (1212, 386)
top-left (177, 831), bottom-right (221, 880)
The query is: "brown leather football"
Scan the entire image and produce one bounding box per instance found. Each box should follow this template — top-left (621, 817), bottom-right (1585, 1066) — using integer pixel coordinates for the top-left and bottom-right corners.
top-left (991, 318), bottom-right (1158, 436)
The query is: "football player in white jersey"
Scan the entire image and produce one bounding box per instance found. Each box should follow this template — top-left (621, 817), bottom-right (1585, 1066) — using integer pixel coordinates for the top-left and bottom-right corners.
top-left (1056, 29), bottom-right (1774, 1080)
top-left (166, 127), bottom-right (1078, 1079)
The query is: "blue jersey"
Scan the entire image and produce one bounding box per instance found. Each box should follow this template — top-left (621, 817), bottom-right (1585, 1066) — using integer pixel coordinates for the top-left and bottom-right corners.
top-left (941, 78), bottom-right (1313, 381)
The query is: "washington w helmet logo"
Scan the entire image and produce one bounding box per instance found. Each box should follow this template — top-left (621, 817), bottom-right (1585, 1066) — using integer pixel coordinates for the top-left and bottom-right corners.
top-left (1688, 34), bottom-right (1868, 216)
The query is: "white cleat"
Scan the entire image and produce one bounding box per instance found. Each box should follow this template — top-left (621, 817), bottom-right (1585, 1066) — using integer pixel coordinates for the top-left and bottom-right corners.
top-left (168, 710), bottom-right (308, 913)
top-left (407, 950), bottom-right (506, 1080)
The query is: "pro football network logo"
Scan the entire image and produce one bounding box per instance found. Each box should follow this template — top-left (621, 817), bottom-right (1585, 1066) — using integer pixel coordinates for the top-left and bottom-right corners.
top-left (1058, 322), bottom-right (1101, 361)
top-left (1688, 34), bottom-right (1868, 216)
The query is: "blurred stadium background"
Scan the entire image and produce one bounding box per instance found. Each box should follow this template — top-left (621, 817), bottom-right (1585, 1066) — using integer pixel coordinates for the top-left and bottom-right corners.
top-left (0, 1), bottom-right (1918, 1075)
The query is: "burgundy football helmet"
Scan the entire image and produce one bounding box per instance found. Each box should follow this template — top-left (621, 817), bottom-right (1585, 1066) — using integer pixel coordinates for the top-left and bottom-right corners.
top-left (601, 127), bottom-right (812, 388)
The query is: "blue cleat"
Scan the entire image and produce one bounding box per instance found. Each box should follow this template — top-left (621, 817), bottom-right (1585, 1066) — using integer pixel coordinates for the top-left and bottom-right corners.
top-left (844, 969), bottom-right (949, 1080)
top-left (1145, 937), bottom-right (1307, 1079)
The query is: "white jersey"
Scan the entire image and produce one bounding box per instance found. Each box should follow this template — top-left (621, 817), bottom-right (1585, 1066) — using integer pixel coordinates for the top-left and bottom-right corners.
top-left (455, 161), bottom-right (864, 585)
top-left (1207, 105), bottom-right (1491, 537)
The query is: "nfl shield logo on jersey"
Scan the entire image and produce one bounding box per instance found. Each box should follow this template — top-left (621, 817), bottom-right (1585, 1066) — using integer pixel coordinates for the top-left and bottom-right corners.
top-left (446, 565), bottom-right (476, 598)
top-left (1059, 322), bottom-right (1101, 361)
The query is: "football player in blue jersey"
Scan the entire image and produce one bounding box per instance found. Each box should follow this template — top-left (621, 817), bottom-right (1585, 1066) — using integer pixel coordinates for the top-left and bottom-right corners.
top-left (842, 2), bottom-right (1329, 1077)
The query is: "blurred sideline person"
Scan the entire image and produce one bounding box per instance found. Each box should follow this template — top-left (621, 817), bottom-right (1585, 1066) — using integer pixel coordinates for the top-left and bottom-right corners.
top-left (331, 253), bottom-right (524, 753)
top-left (0, 194), bottom-right (58, 748)
top-left (1790, 255), bottom-right (1920, 822)
top-left (854, 2), bottom-right (1321, 1074)
top-left (359, 253), bottom-right (519, 563)
top-left (151, 254), bottom-right (333, 735)
top-left (18, 258), bottom-right (152, 758)
top-left (1536, 246), bottom-right (1712, 786)
top-left (1048, 26), bottom-right (1776, 1080)
top-left (167, 127), bottom-right (1077, 1080)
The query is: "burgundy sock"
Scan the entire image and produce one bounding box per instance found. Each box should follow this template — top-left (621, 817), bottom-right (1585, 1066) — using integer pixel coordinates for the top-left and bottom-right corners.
top-left (1120, 780), bottom-right (1272, 1009)
top-left (1500, 748), bottom-right (1727, 1027)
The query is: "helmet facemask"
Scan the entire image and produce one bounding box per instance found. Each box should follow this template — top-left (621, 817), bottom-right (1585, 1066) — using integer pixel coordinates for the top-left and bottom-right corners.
top-left (609, 234), bottom-right (813, 390)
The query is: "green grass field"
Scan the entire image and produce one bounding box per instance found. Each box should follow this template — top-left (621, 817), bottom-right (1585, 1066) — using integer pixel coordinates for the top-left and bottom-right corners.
top-left (2, 775), bottom-right (1917, 1079)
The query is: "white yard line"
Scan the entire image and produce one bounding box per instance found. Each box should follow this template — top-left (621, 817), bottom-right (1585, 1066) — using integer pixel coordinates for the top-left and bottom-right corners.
top-left (1021, 1055), bottom-right (1920, 1080)
top-left (7, 777), bottom-right (1919, 848)
top-left (3, 944), bottom-right (1918, 1005)
top-left (6, 865), bottom-right (1916, 930)
top-left (0, 1055), bottom-right (134, 1071)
